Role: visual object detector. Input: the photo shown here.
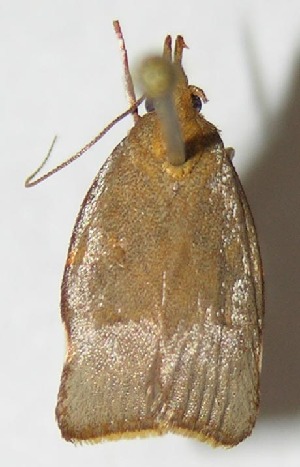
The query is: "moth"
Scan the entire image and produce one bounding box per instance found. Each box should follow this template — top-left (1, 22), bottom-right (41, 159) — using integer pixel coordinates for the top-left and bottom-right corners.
top-left (28, 23), bottom-right (264, 447)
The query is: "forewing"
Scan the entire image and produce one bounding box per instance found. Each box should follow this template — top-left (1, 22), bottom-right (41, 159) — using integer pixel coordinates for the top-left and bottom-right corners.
top-left (56, 133), bottom-right (263, 446)
top-left (157, 146), bottom-right (263, 446)
top-left (56, 138), bottom-right (164, 441)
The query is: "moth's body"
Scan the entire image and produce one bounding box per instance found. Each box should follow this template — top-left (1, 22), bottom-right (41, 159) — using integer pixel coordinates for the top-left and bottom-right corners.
top-left (56, 36), bottom-right (263, 447)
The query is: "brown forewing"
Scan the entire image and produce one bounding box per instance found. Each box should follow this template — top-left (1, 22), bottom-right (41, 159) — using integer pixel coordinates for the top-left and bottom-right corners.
top-left (56, 111), bottom-right (263, 447)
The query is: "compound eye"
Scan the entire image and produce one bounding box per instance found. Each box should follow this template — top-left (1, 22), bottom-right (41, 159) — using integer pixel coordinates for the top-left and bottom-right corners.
top-left (191, 93), bottom-right (202, 112)
top-left (145, 98), bottom-right (155, 113)
top-left (146, 93), bottom-right (203, 113)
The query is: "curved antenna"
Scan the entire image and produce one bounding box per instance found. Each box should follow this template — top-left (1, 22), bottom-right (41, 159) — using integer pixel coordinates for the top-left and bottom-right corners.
top-left (25, 19), bottom-right (143, 188)
top-left (25, 97), bottom-right (144, 188)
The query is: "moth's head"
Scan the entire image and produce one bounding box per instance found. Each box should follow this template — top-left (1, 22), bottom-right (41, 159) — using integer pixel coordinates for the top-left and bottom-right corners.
top-left (138, 36), bottom-right (208, 167)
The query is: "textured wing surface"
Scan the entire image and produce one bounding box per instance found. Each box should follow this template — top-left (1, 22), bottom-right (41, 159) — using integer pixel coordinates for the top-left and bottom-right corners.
top-left (154, 146), bottom-right (263, 446)
top-left (56, 131), bottom-right (263, 446)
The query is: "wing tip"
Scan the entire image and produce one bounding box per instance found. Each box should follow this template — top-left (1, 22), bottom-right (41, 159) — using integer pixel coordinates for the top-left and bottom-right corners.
top-left (60, 423), bottom-right (250, 448)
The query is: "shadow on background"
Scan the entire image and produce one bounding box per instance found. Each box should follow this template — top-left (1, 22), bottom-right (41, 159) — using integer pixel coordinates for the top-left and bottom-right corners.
top-left (244, 54), bottom-right (300, 417)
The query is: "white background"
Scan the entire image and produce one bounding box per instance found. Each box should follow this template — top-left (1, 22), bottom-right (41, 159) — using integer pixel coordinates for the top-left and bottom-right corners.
top-left (2, 1), bottom-right (300, 466)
